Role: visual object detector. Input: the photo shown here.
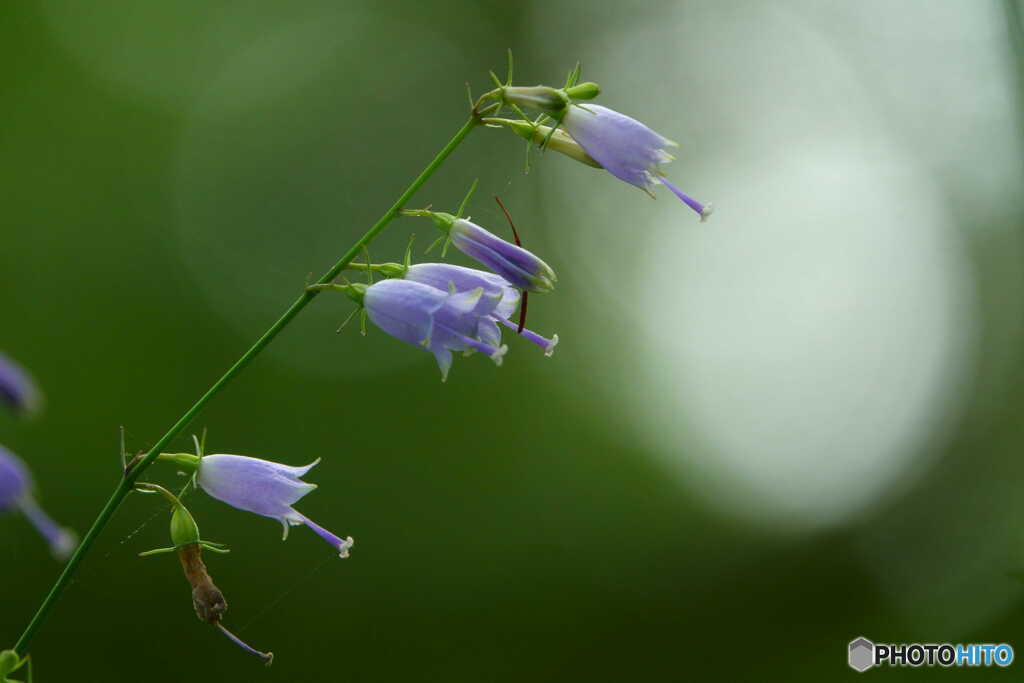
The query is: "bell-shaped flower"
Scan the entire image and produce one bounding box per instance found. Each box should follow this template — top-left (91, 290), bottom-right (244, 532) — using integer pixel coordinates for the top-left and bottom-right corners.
top-left (0, 445), bottom-right (75, 558)
top-left (0, 352), bottom-right (41, 417)
top-left (364, 278), bottom-right (511, 380)
top-left (560, 104), bottom-right (712, 221)
top-left (404, 209), bottom-right (557, 293)
top-left (448, 218), bottom-right (557, 293)
top-left (195, 454), bottom-right (352, 558)
top-left (404, 263), bottom-right (558, 357)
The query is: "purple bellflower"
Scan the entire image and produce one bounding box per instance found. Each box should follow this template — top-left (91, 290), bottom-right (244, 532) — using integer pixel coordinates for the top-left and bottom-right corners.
top-left (196, 454), bottom-right (353, 558)
top-left (0, 446), bottom-right (75, 558)
top-left (0, 352), bottom-right (41, 417)
top-left (404, 263), bottom-right (558, 357)
top-left (363, 277), bottom-right (510, 380)
top-left (405, 209), bottom-right (557, 294)
top-left (560, 104), bottom-right (713, 221)
top-left (448, 218), bottom-right (557, 292)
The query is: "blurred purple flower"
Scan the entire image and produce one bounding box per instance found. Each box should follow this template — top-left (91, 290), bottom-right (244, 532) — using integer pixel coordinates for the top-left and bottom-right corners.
top-left (448, 219), bottom-right (557, 293)
top-left (196, 454), bottom-right (352, 558)
top-left (404, 263), bottom-right (558, 357)
top-left (0, 445), bottom-right (75, 558)
top-left (364, 278), bottom-right (510, 380)
top-left (560, 104), bottom-right (712, 221)
top-left (0, 353), bottom-right (41, 417)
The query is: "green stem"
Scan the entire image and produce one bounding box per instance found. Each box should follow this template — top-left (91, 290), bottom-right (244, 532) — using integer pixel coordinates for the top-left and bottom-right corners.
top-left (13, 114), bottom-right (480, 656)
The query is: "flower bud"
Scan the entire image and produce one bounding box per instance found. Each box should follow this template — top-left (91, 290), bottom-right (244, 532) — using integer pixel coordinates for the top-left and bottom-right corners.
top-left (500, 86), bottom-right (568, 115)
top-left (0, 650), bottom-right (23, 677)
top-left (449, 219), bottom-right (556, 293)
top-left (170, 503), bottom-right (201, 547)
top-left (565, 81), bottom-right (601, 100)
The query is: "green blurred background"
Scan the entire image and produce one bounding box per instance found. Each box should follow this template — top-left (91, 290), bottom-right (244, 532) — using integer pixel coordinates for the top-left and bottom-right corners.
top-left (4, 0), bottom-right (1024, 680)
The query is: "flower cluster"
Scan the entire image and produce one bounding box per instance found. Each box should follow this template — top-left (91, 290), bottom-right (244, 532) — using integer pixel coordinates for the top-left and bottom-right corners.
top-left (5, 57), bottom-right (716, 672)
top-left (336, 240), bottom-right (559, 380)
top-left (496, 80), bottom-right (712, 220)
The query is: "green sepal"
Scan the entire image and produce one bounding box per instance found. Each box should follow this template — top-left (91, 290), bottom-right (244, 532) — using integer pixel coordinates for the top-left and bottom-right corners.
top-left (201, 542), bottom-right (231, 554)
top-left (428, 211), bottom-right (456, 232)
top-left (139, 540), bottom-right (230, 558)
top-left (565, 81), bottom-right (600, 100)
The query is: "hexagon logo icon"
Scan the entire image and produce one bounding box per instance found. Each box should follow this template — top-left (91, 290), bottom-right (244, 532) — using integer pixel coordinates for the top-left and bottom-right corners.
top-left (849, 637), bottom-right (875, 672)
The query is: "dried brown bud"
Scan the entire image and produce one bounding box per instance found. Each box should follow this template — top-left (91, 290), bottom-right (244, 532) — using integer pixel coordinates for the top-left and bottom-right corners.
top-left (178, 543), bottom-right (227, 624)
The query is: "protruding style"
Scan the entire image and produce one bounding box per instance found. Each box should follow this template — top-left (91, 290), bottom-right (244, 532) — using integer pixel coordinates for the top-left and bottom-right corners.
top-left (0, 446), bottom-right (75, 559)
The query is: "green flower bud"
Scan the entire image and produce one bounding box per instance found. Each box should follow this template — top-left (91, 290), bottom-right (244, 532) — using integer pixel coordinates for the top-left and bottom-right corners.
top-left (500, 86), bottom-right (568, 115)
top-left (565, 81), bottom-right (601, 100)
top-left (0, 650), bottom-right (23, 677)
top-left (170, 503), bottom-right (201, 547)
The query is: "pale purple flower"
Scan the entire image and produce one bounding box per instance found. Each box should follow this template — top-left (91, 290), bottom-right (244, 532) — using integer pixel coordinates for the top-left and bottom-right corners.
top-left (196, 454), bottom-right (352, 558)
top-left (448, 218), bottom-right (557, 293)
top-left (0, 353), bottom-right (41, 417)
top-left (560, 104), bottom-right (712, 221)
top-left (404, 263), bottom-right (558, 357)
top-left (363, 278), bottom-right (510, 381)
top-left (0, 446), bottom-right (75, 558)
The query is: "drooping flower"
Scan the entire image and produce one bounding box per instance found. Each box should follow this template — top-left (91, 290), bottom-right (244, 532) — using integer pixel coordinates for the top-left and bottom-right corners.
top-left (195, 454), bottom-right (352, 558)
top-left (448, 218), bottom-right (557, 293)
top-left (404, 210), bottom-right (557, 293)
top-left (559, 104), bottom-right (712, 221)
top-left (404, 263), bottom-right (558, 357)
top-left (0, 352), bottom-right (41, 417)
top-left (0, 446), bottom-right (75, 558)
top-left (363, 278), bottom-right (510, 380)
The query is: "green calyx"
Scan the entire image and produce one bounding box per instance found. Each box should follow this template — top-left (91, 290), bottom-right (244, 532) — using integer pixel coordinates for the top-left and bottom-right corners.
top-left (305, 281), bottom-right (367, 305)
top-left (401, 208), bottom-right (455, 233)
top-left (157, 452), bottom-right (201, 472)
top-left (135, 483), bottom-right (230, 557)
top-left (489, 118), bottom-right (602, 168)
top-left (347, 262), bottom-right (406, 278)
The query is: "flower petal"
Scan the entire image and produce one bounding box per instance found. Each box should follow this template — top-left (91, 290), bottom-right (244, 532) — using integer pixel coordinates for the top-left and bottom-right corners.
top-left (0, 353), bottom-right (41, 417)
top-left (198, 454), bottom-right (318, 520)
top-left (364, 279), bottom-right (446, 347)
top-left (562, 104), bottom-right (675, 190)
